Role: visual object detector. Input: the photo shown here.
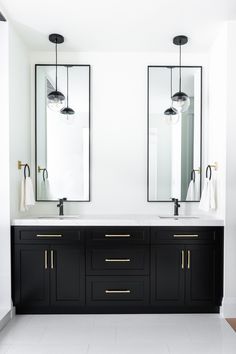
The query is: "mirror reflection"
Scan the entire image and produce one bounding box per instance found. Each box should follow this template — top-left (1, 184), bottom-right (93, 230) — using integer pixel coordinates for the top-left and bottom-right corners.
top-left (148, 66), bottom-right (202, 202)
top-left (36, 64), bottom-right (90, 201)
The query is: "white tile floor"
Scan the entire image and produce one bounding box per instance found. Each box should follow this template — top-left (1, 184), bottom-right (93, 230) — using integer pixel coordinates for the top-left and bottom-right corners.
top-left (0, 314), bottom-right (235, 354)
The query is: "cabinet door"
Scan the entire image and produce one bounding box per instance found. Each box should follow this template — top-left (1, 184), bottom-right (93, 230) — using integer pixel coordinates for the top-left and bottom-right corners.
top-left (50, 245), bottom-right (85, 307)
top-left (185, 244), bottom-right (216, 306)
top-left (14, 245), bottom-right (50, 308)
top-left (151, 245), bottom-right (185, 306)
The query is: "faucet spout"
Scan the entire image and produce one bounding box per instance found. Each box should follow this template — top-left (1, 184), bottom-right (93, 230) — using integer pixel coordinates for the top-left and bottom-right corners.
top-left (171, 198), bottom-right (180, 216)
top-left (57, 197), bottom-right (67, 216)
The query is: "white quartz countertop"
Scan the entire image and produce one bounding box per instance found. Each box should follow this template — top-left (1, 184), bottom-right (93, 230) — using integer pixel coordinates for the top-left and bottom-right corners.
top-left (12, 215), bottom-right (224, 227)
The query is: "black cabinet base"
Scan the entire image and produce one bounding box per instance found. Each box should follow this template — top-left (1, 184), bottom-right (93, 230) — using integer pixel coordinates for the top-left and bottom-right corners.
top-left (15, 305), bottom-right (220, 315)
top-left (12, 226), bottom-right (223, 315)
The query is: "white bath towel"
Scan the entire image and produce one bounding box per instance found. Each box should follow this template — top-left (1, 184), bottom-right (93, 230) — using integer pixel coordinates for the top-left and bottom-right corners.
top-left (199, 178), bottom-right (216, 211)
top-left (20, 177), bottom-right (35, 212)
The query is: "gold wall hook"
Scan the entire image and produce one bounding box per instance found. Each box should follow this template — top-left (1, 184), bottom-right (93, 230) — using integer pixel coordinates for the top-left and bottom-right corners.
top-left (38, 166), bottom-right (45, 173)
top-left (209, 162), bottom-right (218, 171)
top-left (194, 167), bottom-right (201, 174)
top-left (18, 160), bottom-right (28, 170)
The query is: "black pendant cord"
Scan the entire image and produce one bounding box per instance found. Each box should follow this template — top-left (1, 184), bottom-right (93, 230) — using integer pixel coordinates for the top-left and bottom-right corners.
top-left (55, 40), bottom-right (58, 91)
top-left (66, 66), bottom-right (69, 107)
top-left (179, 43), bottom-right (182, 92)
top-left (170, 67), bottom-right (173, 99)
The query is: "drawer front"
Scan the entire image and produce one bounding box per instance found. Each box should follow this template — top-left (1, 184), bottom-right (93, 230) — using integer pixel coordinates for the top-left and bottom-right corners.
top-left (86, 276), bottom-right (149, 305)
top-left (151, 227), bottom-right (217, 244)
top-left (87, 227), bottom-right (149, 244)
top-left (86, 247), bottom-right (149, 275)
top-left (13, 227), bottom-right (82, 243)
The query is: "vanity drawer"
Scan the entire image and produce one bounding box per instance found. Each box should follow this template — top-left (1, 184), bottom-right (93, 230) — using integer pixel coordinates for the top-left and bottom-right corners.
top-left (86, 246), bottom-right (149, 275)
top-left (86, 276), bottom-right (149, 305)
top-left (87, 227), bottom-right (149, 244)
top-left (13, 227), bottom-right (82, 243)
top-left (151, 227), bottom-right (217, 244)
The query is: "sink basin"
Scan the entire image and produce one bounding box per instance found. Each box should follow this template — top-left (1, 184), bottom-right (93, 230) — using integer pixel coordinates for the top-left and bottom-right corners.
top-left (159, 215), bottom-right (199, 219)
top-left (37, 216), bottom-right (79, 219)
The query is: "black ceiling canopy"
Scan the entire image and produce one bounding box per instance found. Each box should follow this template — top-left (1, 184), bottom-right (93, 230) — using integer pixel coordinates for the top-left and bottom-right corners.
top-left (0, 12), bottom-right (7, 22)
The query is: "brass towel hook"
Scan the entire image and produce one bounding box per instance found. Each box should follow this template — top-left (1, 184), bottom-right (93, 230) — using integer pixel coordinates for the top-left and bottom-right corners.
top-left (18, 160), bottom-right (30, 178)
top-left (38, 166), bottom-right (48, 181)
top-left (38, 166), bottom-right (45, 173)
top-left (191, 167), bottom-right (200, 182)
top-left (209, 162), bottom-right (218, 171)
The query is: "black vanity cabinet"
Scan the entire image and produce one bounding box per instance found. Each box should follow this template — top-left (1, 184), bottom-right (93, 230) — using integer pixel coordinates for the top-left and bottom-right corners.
top-left (11, 225), bottom-right (223, 314)
top-left (12, 227), bottom-right (85, 313)
top-left (151, 227), bottom-right (224, 312)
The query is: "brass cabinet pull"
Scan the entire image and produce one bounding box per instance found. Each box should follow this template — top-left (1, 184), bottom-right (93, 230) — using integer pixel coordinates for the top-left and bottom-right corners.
top-left (181, 250), bottom-right (185, 269)
top-left (173, 234), bottom-right (199, 238)
top-left (44, 250), bottom-right (48, 269)
top-left (105, 290), bottom-right (131, 294)
top-left (51, 250), bottom-right (54, 269)
top-left (105, 234), bottom-right (131, 238)
top-left (37, 234), bottom-right (62, 238)
top-left (187, 250), bottom-right (191, 269)
top-left (105, 258), bottom-right (131, 262)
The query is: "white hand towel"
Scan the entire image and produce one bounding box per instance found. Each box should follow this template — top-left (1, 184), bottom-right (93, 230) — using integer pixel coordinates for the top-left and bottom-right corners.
top-left (199, 179), bottom-right (209, 211)
top-left (199, 178), bottom-right (216, 211)
top-left (209, 178), bottom-right (216, 210)
top-left (195, 174), bottom-right (200, 201)
top-left (20, 178), bottom-right (26, 212)
top-left (20, 177), bottom-right (35, 212)
top-left (186, 180), bottom-right (195, 201)
top-left (186, 174), bottom-right (201, 201)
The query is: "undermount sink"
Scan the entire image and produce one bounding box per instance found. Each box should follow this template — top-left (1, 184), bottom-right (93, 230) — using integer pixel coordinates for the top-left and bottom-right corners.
top-left (159, 215), bottom-right (200, 219)
top-left (37, 216), bottom-right (79, 219)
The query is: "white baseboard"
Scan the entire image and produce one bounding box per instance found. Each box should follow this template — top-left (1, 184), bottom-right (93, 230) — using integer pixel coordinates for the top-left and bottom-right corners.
top-left (222, 297), bottom-right (236, 317)
top-left (0, 309), bottom-right (13, 331)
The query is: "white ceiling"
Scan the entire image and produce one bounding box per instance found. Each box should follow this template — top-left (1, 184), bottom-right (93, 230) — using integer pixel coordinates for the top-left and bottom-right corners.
top-left (1, 0), bottom-right (236, 52)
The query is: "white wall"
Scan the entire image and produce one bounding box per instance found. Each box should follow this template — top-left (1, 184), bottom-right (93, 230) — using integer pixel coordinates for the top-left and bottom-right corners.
top-left (12, 51), bottom-right (208, 218)
top-left (9, 25), bottom-right (31, 219)
top-left (208, 21), bottom-right (236, 317)
top-left (0, 20), bottom-right (11, 320)
top-left (223, 21), bottom-right (236, 317)
top-left (208, 25), bottom-right (227, 219)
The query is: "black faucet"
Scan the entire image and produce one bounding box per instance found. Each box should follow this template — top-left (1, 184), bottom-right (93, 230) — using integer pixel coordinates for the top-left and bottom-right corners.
top-left (172, 198), bottom-right (180, 216)
top-left (57, 198), bottom-right (67, 216)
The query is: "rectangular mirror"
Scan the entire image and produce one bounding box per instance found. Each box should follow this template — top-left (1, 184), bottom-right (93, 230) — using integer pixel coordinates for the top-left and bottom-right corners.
top-left (148, 66), bottom-right (202, 202)
top-left (35, 64), bottom-right (90, 201)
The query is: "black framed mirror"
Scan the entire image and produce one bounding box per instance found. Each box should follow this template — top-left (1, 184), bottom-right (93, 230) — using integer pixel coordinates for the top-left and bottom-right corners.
top-left (147, 65), bottom-right (202, 202)
top-left (35, 64), bottom-right (90, 201)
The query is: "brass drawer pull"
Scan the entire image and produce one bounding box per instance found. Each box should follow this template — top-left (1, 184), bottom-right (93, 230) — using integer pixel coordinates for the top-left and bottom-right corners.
top-left (181, 250), bottom-right (184, 269)
top-left (187, 250), bottom-right (191, 269)
top-left (37, 234), bottom-right (62, 238)
top-left (44, 250), bottom-right (48, 269)
top-left (105, 234), bottom-right (131, 238)
top-left (105, 290), bottom-right (131, 294)
top-left (174, 234), bottom-right (199, 238)
top-left (51, 250), bottom-right (54, 269)
top-left (105, 258), bottom-right (131, 262)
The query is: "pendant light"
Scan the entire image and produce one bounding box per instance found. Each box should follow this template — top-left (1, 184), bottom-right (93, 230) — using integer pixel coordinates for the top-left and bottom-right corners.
top-left (164, 67), bottom-right (179, 124)
top-left (172, 35), bottom-right (190, 113)
top-left (47, 33), bottom-right (65, 111)
top-left (60, 66), bottom-right (75, 119)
